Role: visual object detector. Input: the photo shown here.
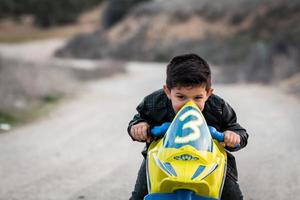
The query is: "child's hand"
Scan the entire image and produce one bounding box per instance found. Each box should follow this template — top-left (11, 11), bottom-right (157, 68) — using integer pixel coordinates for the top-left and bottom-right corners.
top-left (221, 130), bottom-right (240, 148)
top-left (130, 122), bottom-right (151, 143)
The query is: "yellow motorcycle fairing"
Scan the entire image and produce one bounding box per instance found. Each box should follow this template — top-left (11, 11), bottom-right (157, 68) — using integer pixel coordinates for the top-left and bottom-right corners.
top-left (146, 101), bottom-right (227, 199)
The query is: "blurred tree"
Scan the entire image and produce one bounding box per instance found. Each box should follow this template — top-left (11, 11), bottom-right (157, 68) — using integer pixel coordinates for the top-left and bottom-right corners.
top-left (32, 0), bottom-right (82, 27)
top-left (0, 0), bottom-right (103, 27)
top-left (102, 0), bottom-right (151, 29)
top-left (0, 0), bottom-right (29, 19)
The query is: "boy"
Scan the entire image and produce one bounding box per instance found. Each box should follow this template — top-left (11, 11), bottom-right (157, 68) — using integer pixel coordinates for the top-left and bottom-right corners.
top-left (128, 53), bottom-right (248, 200)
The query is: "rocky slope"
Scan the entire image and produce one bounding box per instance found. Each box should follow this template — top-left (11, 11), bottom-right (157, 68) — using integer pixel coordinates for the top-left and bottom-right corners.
top-left (56, 0), bottom-right (300, 93)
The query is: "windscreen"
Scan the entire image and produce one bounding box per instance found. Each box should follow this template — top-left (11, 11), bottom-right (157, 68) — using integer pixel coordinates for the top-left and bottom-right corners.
top-left (163, 104), bottom-right (213, 152)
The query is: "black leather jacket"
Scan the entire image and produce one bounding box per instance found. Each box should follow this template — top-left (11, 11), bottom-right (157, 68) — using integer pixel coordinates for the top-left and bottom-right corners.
top-left (127, 89), bottom-right (249, 181)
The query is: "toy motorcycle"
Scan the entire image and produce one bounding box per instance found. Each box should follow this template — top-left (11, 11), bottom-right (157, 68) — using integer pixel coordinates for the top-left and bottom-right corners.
top-left (144, 101), bottom-right (227, 200)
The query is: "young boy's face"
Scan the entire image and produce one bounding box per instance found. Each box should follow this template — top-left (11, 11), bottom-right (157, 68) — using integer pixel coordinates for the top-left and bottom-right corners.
top-left (164, 84), bottom-right (213, 112)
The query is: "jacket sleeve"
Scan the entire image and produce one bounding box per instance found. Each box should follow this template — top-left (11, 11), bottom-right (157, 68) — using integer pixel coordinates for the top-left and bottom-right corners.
top-left (221, 102), bottom-right (249, 152)
top-left (127, 98), bottom-right (153, 141)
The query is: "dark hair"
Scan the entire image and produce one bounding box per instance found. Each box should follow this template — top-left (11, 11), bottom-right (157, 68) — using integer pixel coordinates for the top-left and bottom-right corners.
top-left (166, 53), bottom-right (211, 90)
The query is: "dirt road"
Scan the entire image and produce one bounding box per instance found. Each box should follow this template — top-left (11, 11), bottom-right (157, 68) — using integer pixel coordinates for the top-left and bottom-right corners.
top-left (0, 62), bottom-right (163, 200)
top-left (0, 62), bottom-right (299, 200)
top-left (0, 39), bottom-right (65, 62)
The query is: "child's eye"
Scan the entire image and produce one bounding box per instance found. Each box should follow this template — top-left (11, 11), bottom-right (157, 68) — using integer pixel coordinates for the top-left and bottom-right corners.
top-left (194, 96), bottom-right (203, 100)
top-left (177, 95), bottom-right (185, 100)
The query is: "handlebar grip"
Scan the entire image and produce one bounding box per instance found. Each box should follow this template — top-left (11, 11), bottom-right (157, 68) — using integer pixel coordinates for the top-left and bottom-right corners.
top-left (150, 122), bottom-right (171, 137)
top-left (208, 126), bottom-right (241, 148)
top-left (208, 126), bottom-right (224, 142)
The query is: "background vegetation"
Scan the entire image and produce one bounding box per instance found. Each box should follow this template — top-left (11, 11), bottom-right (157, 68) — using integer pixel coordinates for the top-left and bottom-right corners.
top-left (0, 0), bottom-right (104, 27)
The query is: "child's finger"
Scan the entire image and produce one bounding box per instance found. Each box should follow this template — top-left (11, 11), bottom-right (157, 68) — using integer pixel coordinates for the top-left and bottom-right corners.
top-left (133, 126), bottom-right (143, 141)
top-left (130, 127), bottom-right (137, 139)
top-left (230, 135), bottom-right (240, 147)
top-left (142, 125), bottom-right (148, 135)
top-left (137, 126), bottom-right (147, 141)
top-left (134, 129), bottom-right (141, 141)
top-left (230, 136), bottom-right (236, 146)
top-left (224, 132), bottom-right (230, 143)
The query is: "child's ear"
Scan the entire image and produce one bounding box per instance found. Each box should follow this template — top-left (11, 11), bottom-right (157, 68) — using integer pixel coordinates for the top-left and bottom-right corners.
top-left (163, 85), bottom-right (171, 99)
top-left (207, 88), bottom-right (214, 97)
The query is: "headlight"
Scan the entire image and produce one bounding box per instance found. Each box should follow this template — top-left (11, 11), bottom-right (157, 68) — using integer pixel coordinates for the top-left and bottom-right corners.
top-left (174, 154), bottom-right (199, 161)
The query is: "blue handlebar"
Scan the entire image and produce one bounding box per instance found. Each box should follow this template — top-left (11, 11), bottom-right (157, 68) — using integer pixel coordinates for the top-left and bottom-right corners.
top-left (150, 123), bottom-right (225, 141)
top-left (208, 126), bottom-right (224, 142)
top-left (150, 123), bottom-right (240, 148)
top-left (150, 122), bottom-right (171, 137)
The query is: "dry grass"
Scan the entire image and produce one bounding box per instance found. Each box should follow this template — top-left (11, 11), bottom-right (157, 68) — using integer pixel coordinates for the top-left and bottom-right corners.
top-left (0, 56), bottom-right (77, 124)
top-left (0, 55), bottom-right (126, 125)
top-left (0, 59), bottom-right (75, 100)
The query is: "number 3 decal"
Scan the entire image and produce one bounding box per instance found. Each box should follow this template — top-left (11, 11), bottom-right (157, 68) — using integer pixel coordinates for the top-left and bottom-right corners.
top-left (175, 109), bottom-right (203, 144)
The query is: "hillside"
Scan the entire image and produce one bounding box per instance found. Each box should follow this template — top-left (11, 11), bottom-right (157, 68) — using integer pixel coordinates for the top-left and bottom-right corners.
top-left (56, 0), bottom-right (300, 95)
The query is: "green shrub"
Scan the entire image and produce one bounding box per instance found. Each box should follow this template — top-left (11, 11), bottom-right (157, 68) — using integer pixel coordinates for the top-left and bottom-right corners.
top-left (0, 111), bottom-right (18, 124)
